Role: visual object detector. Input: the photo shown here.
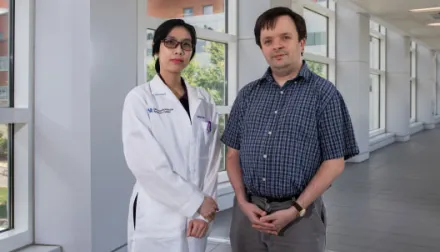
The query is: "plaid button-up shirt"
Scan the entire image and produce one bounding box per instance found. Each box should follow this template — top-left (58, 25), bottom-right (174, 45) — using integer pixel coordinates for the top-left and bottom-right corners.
top-left (221, 62), bottom-right (359, 198)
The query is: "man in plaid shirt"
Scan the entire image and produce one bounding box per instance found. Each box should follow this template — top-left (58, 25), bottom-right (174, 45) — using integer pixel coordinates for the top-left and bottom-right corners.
top-left (221, 7), bottom-right (359, 252)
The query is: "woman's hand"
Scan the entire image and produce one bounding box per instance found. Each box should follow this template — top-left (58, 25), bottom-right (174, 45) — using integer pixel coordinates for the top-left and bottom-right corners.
top-left (187, 219), bottom-right (209, 238)
top-left (198, 196), bottom-right (218, 219)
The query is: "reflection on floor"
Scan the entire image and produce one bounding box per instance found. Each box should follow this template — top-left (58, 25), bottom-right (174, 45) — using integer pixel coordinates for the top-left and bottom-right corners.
top-left (206, 126), bottom-right (440, 252)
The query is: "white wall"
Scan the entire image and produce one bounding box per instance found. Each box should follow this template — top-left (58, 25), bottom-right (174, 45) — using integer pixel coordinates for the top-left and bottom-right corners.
top-left (416, 45), bottom-right (436, 128)
top-left (34, 0), bottom-right (137, 251)
top-left (90, 0), bottom-right (137, 251)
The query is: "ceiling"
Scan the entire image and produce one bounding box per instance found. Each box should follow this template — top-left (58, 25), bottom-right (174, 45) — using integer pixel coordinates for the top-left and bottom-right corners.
top-left (342, 0), bottom-right (440, 50)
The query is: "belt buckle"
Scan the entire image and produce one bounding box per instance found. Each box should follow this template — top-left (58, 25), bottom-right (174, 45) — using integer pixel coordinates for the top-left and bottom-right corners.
top-left (262, 198), bottom-right (273, 213)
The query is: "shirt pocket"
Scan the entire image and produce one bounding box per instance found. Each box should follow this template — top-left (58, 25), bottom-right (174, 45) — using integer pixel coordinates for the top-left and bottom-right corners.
top-left (290, 109), bottom-right (318, 142)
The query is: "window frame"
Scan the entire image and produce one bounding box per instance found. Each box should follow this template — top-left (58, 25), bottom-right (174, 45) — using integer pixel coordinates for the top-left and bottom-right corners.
top-left (139, 0), bottom-right (238, 184)
top-left (300, 1), bottom-right (336, 83)
top-left (0, 0), bottom-right (34, 251)
top-left (369, 21), bottom-right (386, 137)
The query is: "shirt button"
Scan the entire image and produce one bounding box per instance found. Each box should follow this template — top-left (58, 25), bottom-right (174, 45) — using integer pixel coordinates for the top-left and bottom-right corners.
top-left (280, 91), bottom-right (284, 94)
top-left (274, 111), bottom-right (278, 114)
top-left (263, 154), bottom-right (267, 159)
top-left (268, 131), bottom-right (272, 135)
top-left (262, 178), bottom-right (266, 182)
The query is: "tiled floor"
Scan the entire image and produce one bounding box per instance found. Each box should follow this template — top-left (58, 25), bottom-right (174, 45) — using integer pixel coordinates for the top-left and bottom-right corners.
top-left (207, 126), bottom-right (440, 252)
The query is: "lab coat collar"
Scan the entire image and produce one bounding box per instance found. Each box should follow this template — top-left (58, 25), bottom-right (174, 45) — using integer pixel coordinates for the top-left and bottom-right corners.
top-left (150, 74), bottom-right (206, 120)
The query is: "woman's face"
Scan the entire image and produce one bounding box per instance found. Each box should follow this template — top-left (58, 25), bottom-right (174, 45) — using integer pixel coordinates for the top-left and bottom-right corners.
top-left (157, 26), bottom-right (194, 74)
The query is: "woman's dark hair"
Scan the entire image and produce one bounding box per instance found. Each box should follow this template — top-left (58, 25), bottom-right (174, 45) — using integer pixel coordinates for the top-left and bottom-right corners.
top-left (254, 7), bottom-right (307, 48)
top-left (152, 19), bottom-right (197, 73)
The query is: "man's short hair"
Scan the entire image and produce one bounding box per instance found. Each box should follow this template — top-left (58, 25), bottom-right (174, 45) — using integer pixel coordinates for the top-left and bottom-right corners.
top-left (254, 7), bottom-right (307, 47)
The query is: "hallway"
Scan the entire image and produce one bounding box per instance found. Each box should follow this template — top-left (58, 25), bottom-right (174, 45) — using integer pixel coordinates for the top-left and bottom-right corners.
top-left (207, 127), bottom-right (440, 252)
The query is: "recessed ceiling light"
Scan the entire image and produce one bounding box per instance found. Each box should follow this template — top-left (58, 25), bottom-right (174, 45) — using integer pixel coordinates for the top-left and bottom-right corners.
top-left (427, 22), bottom-right (440, 26)
top-left (410, 7), bottom-right (440, 13)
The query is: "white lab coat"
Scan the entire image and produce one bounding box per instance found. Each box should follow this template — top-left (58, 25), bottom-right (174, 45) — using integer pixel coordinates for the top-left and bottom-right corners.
top-left (122, 75), bottom-right (221, 252)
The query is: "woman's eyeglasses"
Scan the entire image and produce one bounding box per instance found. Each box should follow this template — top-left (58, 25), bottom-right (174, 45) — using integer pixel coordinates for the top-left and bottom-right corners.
top-left (162, 37), bottom-right (193, 51)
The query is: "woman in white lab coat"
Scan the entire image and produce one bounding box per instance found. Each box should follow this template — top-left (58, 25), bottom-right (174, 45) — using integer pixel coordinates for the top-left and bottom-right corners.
top-left (122, 19), bottom-right (221, 252)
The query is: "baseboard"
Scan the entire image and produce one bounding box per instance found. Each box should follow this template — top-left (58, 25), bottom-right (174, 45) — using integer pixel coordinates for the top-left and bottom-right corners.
top-left (369, 133), bottom-right (395, 152)
top-left (424, 123), bottom-right (435, 130)
top-left (410, 122), bottom-right (424, 135)
top-left (14, 245), bottom-right (61, 252)
top-left (395, 134), bottom-right (410, 142)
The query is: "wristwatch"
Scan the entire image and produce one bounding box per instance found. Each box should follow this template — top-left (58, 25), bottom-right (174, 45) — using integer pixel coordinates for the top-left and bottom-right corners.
top-left (292, 201), bottom-right (306, 217)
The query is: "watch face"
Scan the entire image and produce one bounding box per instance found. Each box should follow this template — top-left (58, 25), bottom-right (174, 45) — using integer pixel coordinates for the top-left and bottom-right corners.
top-left (299, 209), bottom-right (306, 217)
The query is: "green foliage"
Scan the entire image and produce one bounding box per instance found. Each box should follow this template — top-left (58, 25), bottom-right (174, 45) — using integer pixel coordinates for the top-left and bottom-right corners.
top-left (0, 187), bottom-right (6, 205)
top-left (146, 41), bottom-right (226, 105)
top-left (0, 188), bottom-right (7, 221)
top-left (306, 60), bottom-right (327, 79)
top-left (0, 132), bottom-right (7, 159)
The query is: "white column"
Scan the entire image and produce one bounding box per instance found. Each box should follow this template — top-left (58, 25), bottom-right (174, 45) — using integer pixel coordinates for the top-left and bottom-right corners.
top-left (271, 0), bottom-right (292, 8)
top-left (35, 0), bottom-right (92, 251)
top-left (335, 2), bottom-right (370, 162)
top-left (237, 0), bottom-right (271, 89)
top-left (385, 33), bottom-right (411, 141)
top-left (34, 0), bottom-right (138, 251)
top-left (416, 45), bottom-right (436, 129)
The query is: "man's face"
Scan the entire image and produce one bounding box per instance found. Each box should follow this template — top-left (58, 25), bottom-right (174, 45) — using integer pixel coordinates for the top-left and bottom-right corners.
top-left (259, 15), bottom-right (305, 71)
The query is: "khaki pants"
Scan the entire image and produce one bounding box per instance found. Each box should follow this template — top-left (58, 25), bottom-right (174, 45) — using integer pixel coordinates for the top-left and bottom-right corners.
top-left (229, 196), bottom-right (327, 252)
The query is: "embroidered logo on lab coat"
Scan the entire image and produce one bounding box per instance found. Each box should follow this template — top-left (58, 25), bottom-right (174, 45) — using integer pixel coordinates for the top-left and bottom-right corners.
top-left (147, 108), bottom-right (173, 114)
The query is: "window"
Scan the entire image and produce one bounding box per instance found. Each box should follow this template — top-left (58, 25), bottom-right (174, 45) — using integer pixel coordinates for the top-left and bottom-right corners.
top-left (145, 36), bottom-right (227, 106)
top-left (436, 54), bottom-right (440, 116)
top-left (301, 1), bottom-right (335, 83)
top-left (369, 21), bottom-right (386, 135)
top-left (304, 8), bottom-right (328, 57)
top-left (370, 37), bottom-right (380, 70)
top-left (0, 124), bottom-right (9, 232)
top-left (147, 0), bottom-right (227, 33)
top-left (410, 41), bottom-right (416, 123)
top-left (203, 5), bottom-right (213, 15)
top-left (369, 74), bottom-right (380, 130)
top-left (143, 0), bottom-right (237, 176)
top-left (0, 0), bottom-right (33, 250)
top-left (183, 7), bottom-right (193, 17)
top-left (0, 1), bottom-right (12, 233)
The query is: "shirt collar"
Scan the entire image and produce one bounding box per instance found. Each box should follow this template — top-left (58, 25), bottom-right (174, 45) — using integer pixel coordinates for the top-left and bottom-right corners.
top-left (261, 60), bottom-right (312, 84)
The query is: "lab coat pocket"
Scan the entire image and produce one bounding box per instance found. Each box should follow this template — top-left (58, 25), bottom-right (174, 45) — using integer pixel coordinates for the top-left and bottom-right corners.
top-left (198, 121), bottom-right (216, 158)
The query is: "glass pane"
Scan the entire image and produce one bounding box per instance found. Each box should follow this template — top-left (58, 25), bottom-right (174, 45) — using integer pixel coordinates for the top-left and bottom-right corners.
top-left (410, 81), bottom-right (416, 121)
top-left (145, 29), bottom-right (227, 106)
top-left (0, 1), bottom-right (10, 107)
top-left (306, 60), bottom-right (327, 79)
top-left (411, 51), bottom-right (416, 78)
top-left (370, 37), bottom-right (380, 70)
top-left (218, 114), bottom-right (227, 172)
top-left (369, 74), bottom-right (380, 131)
top-left (147, 0), bottom-right (226, 33)
top-left (0, 124), bottom-right (9, 232)
top-left (304, 9), bottom-right (328, 57)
